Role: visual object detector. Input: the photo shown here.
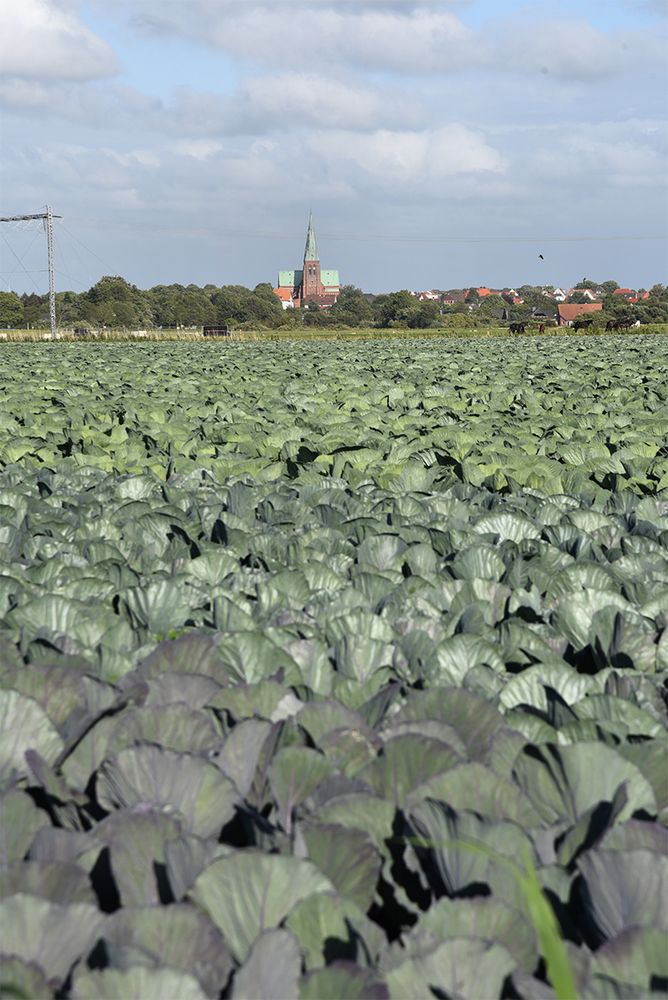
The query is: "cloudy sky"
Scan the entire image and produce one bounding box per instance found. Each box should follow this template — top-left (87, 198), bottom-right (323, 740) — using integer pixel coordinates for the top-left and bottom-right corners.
top-left (1, 0), bottom-right (667, 295)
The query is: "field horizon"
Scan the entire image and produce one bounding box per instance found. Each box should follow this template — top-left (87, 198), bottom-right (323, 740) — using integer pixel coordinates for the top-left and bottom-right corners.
top-left (1, 323), bottom-right (668, 344)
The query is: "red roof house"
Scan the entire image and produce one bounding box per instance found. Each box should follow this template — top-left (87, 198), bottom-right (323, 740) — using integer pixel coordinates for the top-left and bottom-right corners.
top-left (613, 288), bottom-right (639, 303)
top-left (557, 303), bottom-right (603, 326)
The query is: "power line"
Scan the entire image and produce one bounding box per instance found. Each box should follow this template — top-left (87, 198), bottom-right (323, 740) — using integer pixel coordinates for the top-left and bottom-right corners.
top-left (0, 208), bottom-right (61, 336)
top-left (0, 231), bottom-right (42, 293)
top-left (217, 231), bottom-right (666, 245)
top-left (54, 231), bottom-right (90, 291)
top-left (12, 226), bottom-right (42, 265)
top-left (57, 225), bottom-right (97, 289)
top-left (0, 213), bottom-right (61, 223)
top-left (60, 223), bottom-right (115, 271)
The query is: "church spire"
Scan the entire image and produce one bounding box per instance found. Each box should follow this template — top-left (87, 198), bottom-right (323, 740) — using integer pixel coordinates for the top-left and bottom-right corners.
top-left (304, 211), bottom-right (319, 261)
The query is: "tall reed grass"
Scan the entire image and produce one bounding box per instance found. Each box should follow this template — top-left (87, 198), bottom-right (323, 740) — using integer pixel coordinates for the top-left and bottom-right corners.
top-left (1, 324), bottom-right (666, 344)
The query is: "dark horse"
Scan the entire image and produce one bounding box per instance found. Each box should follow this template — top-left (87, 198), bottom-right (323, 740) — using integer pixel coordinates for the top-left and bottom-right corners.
top-left (606, 317), bottom-right (633, 331)
top-left (573, 317), bottom-right (594, 331)
top-left (509, 322), bottom-right (526, 334)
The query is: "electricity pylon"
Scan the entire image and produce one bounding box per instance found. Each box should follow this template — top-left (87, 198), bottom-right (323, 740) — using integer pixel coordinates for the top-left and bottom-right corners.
top-left (0, 206), bottom-right (62, 338)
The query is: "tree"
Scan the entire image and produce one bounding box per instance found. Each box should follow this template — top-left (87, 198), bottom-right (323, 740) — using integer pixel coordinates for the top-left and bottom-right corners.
top-left (330, 286), bottom-right (373, 326)
top-left (247, 284), bottom-right (285, 325)
top-left (372, 290), bottom-right (416, 327)
top-left (516, 287), bottom-right (550, 311)
top-left (441, 312), bottom-right (470, 329)
top-left (212, 285), bottom-right (250, 325)
top-left (0, 291), bottom-right (24, 328)
top-left (478, 294), bottom-right (507, 319)
top-left (82, 276), bottom-right (150, 328)
top-left (600, 280), bottom-right (619, 295)
top-left (408, 301), bottom-right (440, 329)
top-left (55, 290), bottom-right (84, 325)
top-left (636, 285), bottom-right (668, 324)
top-left (212, 284), bottom-right (284, 328)
top-left (21, 293), bottom-right (48, 327)
top-left (148, 285), bottom-right (183, 327)
top-left (303, 306), bottom-right (336, 327)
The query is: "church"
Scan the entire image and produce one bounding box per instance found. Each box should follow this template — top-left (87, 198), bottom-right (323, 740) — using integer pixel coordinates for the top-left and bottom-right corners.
top-left (273, 214), bottom-right (340, 309)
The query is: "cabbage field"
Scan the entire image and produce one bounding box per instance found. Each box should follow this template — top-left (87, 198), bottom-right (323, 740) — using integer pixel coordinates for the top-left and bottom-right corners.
top-left (0, 335), bottom-right (667, 999)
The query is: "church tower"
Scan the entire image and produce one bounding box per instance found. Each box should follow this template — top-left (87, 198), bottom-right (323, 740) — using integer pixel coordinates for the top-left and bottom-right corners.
top-left (301, 212), bottom-right (322, 302)
top-left (274, 212), bottom-right (340, 309)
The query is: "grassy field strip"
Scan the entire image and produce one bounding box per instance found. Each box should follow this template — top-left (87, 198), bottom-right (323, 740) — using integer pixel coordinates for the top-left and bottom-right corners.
top-left (1, 324), bottom-right (667, 343)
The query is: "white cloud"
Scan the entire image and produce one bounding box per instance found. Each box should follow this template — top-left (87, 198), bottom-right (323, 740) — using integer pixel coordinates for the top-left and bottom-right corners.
top-left (628, 0), bottom-right (668, 15)
top-left (112, 1), bottom-right (478, 73)
top-left (486, 17), bottom-right (662, 81)
top-left (172, 139), bottom-right (225, 159)
top-left (242, 73), bottom-right (405, 130)
top-left (0, 69), bottom-right (416, 136)
top-left (0, 79), bottom-right (160, 128)
top-left (309, 125), bottom-right (506, 192)
top-left (155, 72), bottom-right (418, 136)
top-left (526, 120), bottom-right (668, 189)
top-left (0, 0), bottom-right (118, 81)
top-left (214, 7), bottom-right (476, 74)
top-left (101, 0), bottom-right (666, 82)
top-left (23, 143), bottom-right (160, 197)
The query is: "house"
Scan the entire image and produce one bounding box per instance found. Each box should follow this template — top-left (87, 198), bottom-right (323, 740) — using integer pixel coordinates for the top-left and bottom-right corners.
top-left (614, 288), bottom-right (640, 303)
top-left (531, 307), bottom-right (556, 323)
top-left (500, 289), bottom-right (524, 305)
top-left (273, 214), bottom-right (340, 309)
top-left (557, 303), bottom-right (603, 326)
top-left (542, 287), bottom-right (569, 302)
top-left (274, 287), bottom-right (295, 310)
top-left (415, 290), bottom-right (440, 301)
top-left (567, 288), bottom-right (600, 302)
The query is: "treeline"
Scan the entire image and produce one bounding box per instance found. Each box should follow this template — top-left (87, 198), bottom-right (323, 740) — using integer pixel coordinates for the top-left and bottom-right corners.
top-left (1, 277), bottom-right (667, 330)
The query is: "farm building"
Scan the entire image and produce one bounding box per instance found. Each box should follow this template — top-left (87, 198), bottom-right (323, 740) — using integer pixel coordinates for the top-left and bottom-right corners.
top-left (202, 324), bottom-right (231, 337)
top-left (557, 303), bottom-right (603, 327)
top-left (274, 214), bottom-right (340, 309)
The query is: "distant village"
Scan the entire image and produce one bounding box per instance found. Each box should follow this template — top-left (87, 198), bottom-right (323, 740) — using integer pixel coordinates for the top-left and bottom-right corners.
top-left (271, 215), bottom-right (659, 328)
top-left (2, 211), bottom-right (665, 331)
top-left (407, 284), bottom-right (651, 327)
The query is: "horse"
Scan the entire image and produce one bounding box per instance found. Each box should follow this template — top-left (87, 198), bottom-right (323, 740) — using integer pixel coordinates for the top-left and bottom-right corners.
top-left (607, 317), bottom-right (633, 331)
top-left (573, 317), bottom-right (594, 332)
top-left (509, 322), bottom-right (526, 334)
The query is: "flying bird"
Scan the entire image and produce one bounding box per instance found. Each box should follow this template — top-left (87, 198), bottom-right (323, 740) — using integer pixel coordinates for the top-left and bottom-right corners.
top-left (538, 254), bottom-right (544, 260)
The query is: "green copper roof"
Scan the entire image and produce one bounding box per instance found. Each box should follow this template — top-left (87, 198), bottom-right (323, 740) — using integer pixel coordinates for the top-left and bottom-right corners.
top-left (278, 270), bottom-right (303, 288)
top-left (304, 213), bottom-right (319, 261)
top-left (321, 270), bottom-right (340, 288)
top-left (279, 268), bottom-right (338, 290)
